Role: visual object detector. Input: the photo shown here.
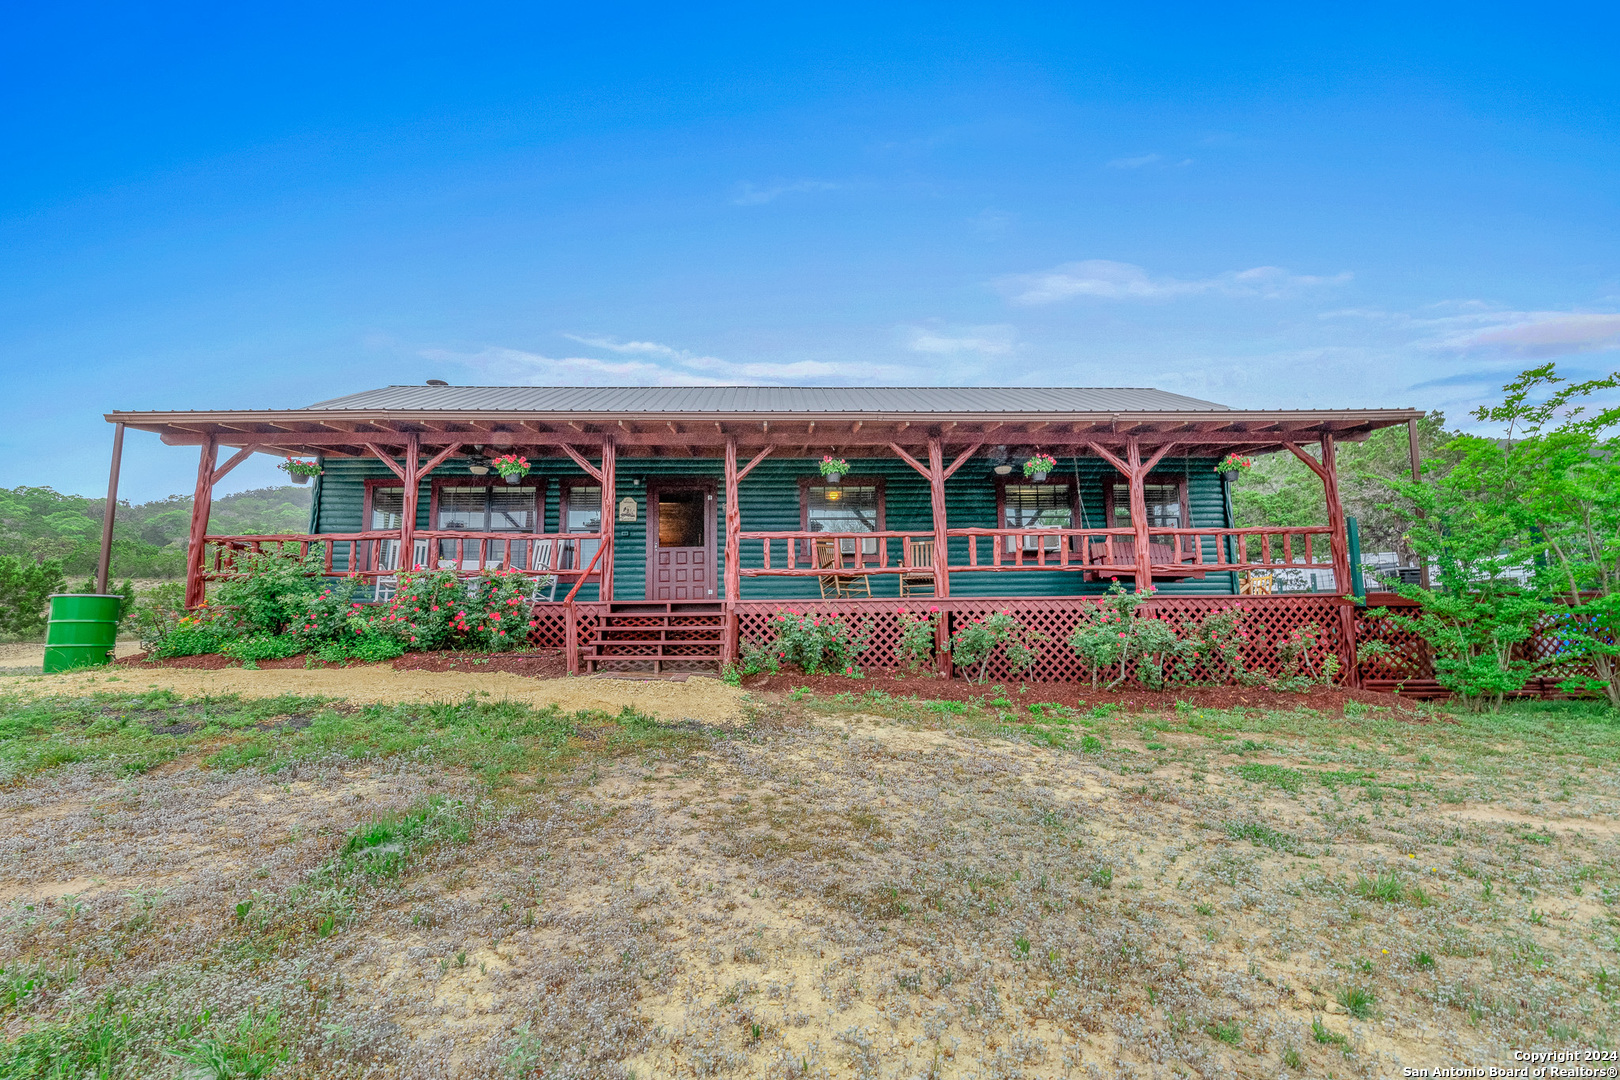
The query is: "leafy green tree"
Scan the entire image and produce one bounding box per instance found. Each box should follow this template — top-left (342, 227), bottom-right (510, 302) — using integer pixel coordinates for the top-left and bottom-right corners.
top-left (1379, 364), bottom-right (1620, 707)
top-left (0, 484), bottom-right (310, 579)
top-left (0, 556), bottom-right (66, 638)
top-left (1229, 413), bottom-right (1455, 562)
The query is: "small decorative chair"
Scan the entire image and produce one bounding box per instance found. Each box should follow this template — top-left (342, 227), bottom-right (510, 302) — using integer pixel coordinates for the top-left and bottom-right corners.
top-left (374, 538), bottom-right (430, 601)
top-left (815, 539), bottom-right (871, 600)
top-left (899, 538), bottom-right (936, 598)
top-left (526, 537), bottom-right (560, 602)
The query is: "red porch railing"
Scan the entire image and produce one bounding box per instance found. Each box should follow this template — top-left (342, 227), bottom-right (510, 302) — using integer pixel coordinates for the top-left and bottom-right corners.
top-left (736, 526), bottom-right (1337, 580)
top-left (200, 531), bottom-right (607, 588)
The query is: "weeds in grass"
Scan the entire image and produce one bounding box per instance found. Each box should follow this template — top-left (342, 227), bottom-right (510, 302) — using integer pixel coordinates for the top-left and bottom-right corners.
top-left (1223, 820), bottom-right (1303, 853)
top-left (1336, 985), bottom-right (1376, 1019)
top-left (1233, 763), bottom-right (1305, 792)
top-left (1205, 1019), bottom-right (1242, 1046)
top-left (1311, 1016), bottom-right (1349, 1048)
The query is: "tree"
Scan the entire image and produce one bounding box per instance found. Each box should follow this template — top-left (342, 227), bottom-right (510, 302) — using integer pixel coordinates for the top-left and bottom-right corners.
top-left (1379, 364), bottom-right (1620, 707)
top-left (1229, 413), bottom-right (1455, 562)
top-left (0, 556), bottom-right (66, 638)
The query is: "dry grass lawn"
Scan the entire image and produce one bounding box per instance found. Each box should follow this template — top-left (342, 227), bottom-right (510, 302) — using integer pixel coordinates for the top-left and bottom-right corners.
top-left (0, 668), bottom-right (1616, 1078)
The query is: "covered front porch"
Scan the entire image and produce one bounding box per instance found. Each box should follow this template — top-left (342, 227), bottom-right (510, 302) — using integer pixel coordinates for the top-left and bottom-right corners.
top-left (105, 389), bottom-right (1420, 681)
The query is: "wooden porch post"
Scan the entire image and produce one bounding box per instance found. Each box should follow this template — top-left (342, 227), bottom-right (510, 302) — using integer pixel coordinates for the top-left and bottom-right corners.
top-left (599, 437), bottom-right (616, 602)
top-left (184, 435), bottom-right (219, 609)
top-left (723, 437), bottom-right (741, 661)
top-left (1127, 438), bottom-right (1152, 593)
top-left (399, 433), bottom-right (421, 569)
top-left (1408, 417), bottom-right (1430, 589)
top-left (1283, 437), bottom-right (1359, 686)
top-left (1320, 434), bottom-right (1361, 686)
top-left (96, 423), bottom-right (125, 595)
top-left (926, 438), bottom-right (951, 600)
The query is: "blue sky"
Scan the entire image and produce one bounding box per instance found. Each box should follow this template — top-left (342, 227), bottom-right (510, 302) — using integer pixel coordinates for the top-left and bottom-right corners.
top-left (3, 4), bottom-right (1617, 500)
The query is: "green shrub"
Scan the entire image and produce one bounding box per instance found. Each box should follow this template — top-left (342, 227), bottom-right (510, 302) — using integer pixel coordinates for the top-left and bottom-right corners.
top-left (152, 616), bottom-right (232, 658)
top-left (375, 567), bottom-right (534, 652)
top-left (0, 556), bottom-right (65, 639)
top-left (130, 581), bottom-right (187, 651)
top-left (764, 611), bottom-right (872, 675)
top-left (1066, 584), bottom-right (1184, 689)
top-left (221, 635), bottom-right (305, 664)
top-left (312, 631), bottom-right (406, 664)
top-left (951, 611), bottom-right (1045, 683)
top-left (894, 608), bottom-right (940, 671)
top-left (209, 548), bottom-right (326, 636)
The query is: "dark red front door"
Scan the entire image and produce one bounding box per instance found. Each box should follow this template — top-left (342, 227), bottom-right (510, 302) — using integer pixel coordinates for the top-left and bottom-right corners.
top-left (647, 485), bottom-right (715, 601)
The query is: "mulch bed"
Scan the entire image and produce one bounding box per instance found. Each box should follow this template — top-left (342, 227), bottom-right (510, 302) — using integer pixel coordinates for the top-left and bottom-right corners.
top-left (391, 649), bottom-right (568, 678)
top-left (740, 669), bottom-right (1425, 716)
top-left (114, 652), bottom-right (353, 670)
top-left (115, 648), bottom-right (569, 678)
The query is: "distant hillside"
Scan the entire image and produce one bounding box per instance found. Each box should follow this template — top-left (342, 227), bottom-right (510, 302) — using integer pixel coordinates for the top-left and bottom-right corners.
top-left (0, 485), bottom-right (312, 579)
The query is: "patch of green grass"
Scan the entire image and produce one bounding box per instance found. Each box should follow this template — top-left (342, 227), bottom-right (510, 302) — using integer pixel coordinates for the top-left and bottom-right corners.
top-left (1282, 1044), bottom-right (1304, 1070)
top-left (175, 1007), bottom-right (288, 1080)
top-left (1354, 872), bottom-right (1429, 906)
top-left (0, 691), bottom-right (700, 788)
top-left (1233, 762), bottom-right (1305, 793)
top-left (1205, 1019), bottom-right (1242, 1045)
top-left (329, 796), bottom-right (474, 881)
top-left (1223, 820), bottom-right (1304, 853)
top-left (1336, 984), bottom-right (1376, 1019)
top-left (1311, 1016), bottom-right (1348, 1048)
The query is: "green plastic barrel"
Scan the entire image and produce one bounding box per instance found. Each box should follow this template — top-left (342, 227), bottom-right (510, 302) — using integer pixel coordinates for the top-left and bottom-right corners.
top-left (43, 594), bottom-right (123, 673)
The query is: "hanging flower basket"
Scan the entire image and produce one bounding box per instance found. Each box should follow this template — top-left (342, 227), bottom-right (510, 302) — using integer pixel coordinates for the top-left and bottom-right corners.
top-left (1023, 453), bottom-right (1057, 482)
top-left (819, 456), bottom-right (850, 483)
top-left (1215, 453), bottom-right (1256, 474)
top-left (279, 458), bottom-right (322, 484)
top-left (490, 454), bottom-right (530, 484)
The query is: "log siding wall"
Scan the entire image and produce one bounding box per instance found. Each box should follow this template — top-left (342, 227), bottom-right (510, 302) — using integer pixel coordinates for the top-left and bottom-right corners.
top-left (310, 453), bottom-right (1241, 598)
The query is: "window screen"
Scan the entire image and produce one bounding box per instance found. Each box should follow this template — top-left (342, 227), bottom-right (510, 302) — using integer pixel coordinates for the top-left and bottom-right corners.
top-left (437, 486), bottom-right (486, 530)
top-left (806, 484), bottom-right (880, 556)
top-left (1110, 482), bottom-right (1183, 528)
top-left (370, 487), bottom-right (404, 530)
top-left (487, 486), bottom-right (537, 532)
top-left (562, 484), bottom-right (602, 571)
top-left (564, 485), bottom-right (602, 533)
top-left (1002, 484), bottom-right (1072, 551)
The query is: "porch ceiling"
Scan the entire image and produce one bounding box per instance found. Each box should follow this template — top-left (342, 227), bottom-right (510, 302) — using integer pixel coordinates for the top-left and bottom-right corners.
top-left (105, 404), bottom-right (1422, 461)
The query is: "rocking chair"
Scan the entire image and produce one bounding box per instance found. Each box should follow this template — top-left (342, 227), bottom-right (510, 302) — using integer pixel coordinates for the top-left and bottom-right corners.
top-left (814, 539), bottom-right (871, 600)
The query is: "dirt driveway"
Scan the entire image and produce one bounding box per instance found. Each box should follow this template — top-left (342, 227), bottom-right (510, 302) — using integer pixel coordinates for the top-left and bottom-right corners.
top-left (0, 664), bottom-right (748, 726)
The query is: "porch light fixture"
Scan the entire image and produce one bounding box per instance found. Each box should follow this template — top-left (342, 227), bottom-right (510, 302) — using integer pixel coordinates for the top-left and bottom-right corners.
top-left (824, 488), bottom-right (843, 501)
top-left (993, 464), bottom-right (1013, 476)
top-left (468, 463), bottom-right (490, 475)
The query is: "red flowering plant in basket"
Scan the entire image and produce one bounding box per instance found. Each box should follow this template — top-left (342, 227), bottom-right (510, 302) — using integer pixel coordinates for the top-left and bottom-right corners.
top-left (490, 454), bottom-right (531, 482)
top-left (1215, 453), bottom-right (1255, 474)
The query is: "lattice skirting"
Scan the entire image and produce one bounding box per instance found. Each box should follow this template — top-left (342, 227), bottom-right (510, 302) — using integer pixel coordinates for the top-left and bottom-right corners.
top-left (526, 604), bottom-right (605, 650)
top-left (732, 596), bottom-right (1353, 685)
top-left (1355, 602), bottom-right (1600, 697)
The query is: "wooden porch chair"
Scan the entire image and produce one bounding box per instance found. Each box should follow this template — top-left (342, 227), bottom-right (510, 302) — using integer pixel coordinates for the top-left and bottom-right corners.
top-left (814, 539), bottom-right (871, 600)
top-left (525, 537), bottom-right (560, 602)
top-left (374, 538), bottom-right (430, 601)
top-left (899, 538), bottom-right (935, 598)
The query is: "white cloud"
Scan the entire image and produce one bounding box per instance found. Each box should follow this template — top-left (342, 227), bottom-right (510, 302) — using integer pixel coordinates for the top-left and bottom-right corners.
top-left (428, 334), bottom-right (872, 387)
top-left (1106, 153), bottom-right (1162, 169)
top-left (1451, 312), bottom-right (1620, 357)
top-left (998, 259), bottom-right (1352, 305)
top-left (904, 324), bottom-right (1016, 356)
top-left (731, 179), bottom-right (842, 206)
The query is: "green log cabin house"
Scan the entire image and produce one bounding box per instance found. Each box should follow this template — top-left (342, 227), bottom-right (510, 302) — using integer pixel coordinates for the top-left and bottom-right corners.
top-left (106, 385), bottom-right (1421, 678)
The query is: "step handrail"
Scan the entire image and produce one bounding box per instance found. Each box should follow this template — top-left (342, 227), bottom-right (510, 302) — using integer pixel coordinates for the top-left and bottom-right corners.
top-left (564, 537), bottom-right (611, 603)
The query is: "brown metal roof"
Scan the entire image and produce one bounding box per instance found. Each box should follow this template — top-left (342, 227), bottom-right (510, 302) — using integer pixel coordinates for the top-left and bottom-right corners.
top-left (105, 384), bottom-right (1423, 459)
top-left (306, 385), bottom-right (1233, 412)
